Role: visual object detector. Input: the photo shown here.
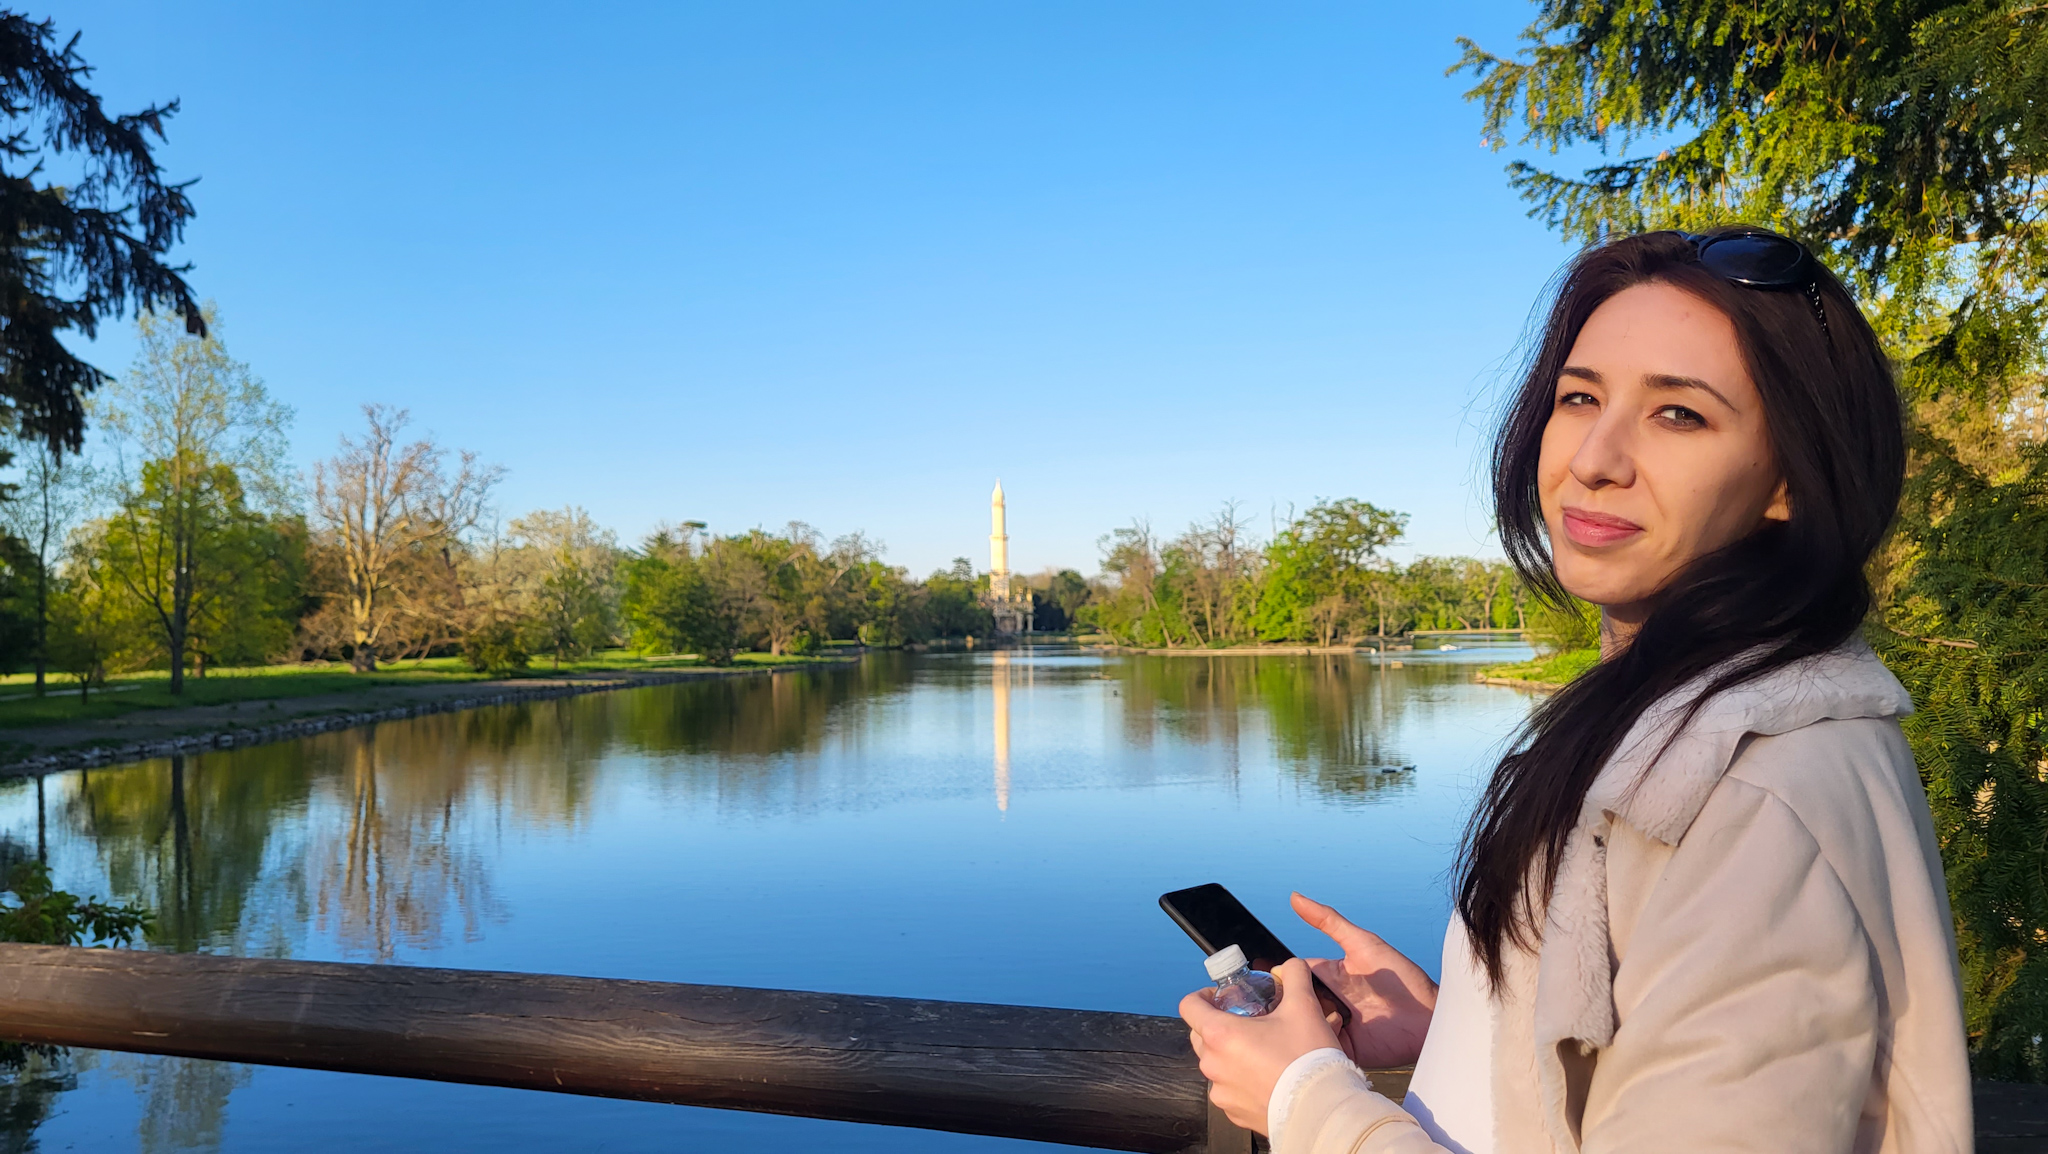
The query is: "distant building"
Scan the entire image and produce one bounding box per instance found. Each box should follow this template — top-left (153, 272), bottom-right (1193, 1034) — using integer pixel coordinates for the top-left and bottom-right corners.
top-left (985, 481), bottom-right (1031, 635)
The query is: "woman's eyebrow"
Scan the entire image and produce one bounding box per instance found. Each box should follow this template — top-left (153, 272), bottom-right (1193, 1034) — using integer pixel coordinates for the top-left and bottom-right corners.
top-left (1644, 372), bottom-right (1738, 411)
top-left (1559, 365), bottom-right (1601, 384)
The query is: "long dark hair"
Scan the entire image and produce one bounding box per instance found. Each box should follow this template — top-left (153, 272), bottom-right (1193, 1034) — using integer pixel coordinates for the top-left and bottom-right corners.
top-left (1457, 227), bottom-right (1904, 988)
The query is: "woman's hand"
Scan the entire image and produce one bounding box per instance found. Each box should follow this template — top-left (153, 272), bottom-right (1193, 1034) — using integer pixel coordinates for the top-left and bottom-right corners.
top-left (1180, 957), bottom-right (1341, 1135)
top-left (1291, 892), bottom-right (1439, 1068)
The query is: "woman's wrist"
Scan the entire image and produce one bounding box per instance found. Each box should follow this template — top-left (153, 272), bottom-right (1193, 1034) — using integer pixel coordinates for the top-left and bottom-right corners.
top-left (1266, 1047), bottom-right (1358, 1149)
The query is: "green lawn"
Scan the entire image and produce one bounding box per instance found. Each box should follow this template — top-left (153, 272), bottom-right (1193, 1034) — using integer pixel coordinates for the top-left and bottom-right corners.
top-left (1481, 646), bottom-right (1600, 686)
top-left (0, 649), bottom-right (832, 730)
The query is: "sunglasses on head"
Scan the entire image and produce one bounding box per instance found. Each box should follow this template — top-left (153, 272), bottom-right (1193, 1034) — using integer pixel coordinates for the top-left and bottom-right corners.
top-left (1677, 230), bottom-right (1830, 338)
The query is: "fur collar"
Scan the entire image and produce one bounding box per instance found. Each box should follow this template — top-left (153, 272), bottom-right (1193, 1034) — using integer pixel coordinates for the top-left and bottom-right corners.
top-left (1527, 636), bottom-right (1912, 1149)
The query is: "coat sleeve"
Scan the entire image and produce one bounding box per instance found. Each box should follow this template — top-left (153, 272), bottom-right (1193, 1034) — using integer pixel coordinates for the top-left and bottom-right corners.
top-left (1581, 777), bottom-right (1879, 1153)
top-left (1273, 1064), bottom-right (1457, 1154)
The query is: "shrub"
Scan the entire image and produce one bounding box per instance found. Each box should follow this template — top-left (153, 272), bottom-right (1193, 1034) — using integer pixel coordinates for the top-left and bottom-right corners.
top-left (461, 620), bottom-right (531, 676)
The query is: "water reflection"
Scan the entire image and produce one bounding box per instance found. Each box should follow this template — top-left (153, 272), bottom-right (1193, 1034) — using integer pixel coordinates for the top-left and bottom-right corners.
top-left (113, 1052), bottom-right (246, 1154)
top-left (3, 647), bottom-right (1531, 1153)
top-left (993, 650), bottom-right (1012, 812)
top-left (72, 750), bottom-right (316, 955)
top-left (1110, 654), bottom-right (1425, 804)
top-left (0, 1050), bottom-right (82, 1154)
top-left (312, 737), bottom-right (503, 960)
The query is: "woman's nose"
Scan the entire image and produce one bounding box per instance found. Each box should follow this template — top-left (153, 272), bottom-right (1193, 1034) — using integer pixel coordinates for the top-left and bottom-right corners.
top-left (1569, 408), bottom-right (1637, 491)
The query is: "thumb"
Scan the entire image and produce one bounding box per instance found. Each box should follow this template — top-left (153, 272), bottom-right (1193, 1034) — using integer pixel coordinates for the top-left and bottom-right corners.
top-left (1271, 958), bottom-right (1325, 1024)
top-left (1292, 891), bottom-right (1379, 952)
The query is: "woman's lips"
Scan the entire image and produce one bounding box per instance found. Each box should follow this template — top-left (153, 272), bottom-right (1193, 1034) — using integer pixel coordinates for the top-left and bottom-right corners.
top-left (1562, 507), bottom-right (1644, 547)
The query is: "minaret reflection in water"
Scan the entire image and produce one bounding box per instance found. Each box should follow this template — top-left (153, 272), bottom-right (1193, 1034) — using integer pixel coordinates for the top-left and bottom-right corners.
top-left (992, 650), bottom-right (1011, 812)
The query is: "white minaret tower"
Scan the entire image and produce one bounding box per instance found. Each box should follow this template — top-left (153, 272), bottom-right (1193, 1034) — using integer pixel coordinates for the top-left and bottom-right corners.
top-left (989, 480), bottom-right (1010, 599)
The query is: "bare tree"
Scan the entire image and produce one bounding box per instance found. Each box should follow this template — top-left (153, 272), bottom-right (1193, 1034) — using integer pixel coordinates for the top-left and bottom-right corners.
top-left (311, 405), bottom-right (498, 671)
top-left (1173, 502), bottom-right (1257, 646)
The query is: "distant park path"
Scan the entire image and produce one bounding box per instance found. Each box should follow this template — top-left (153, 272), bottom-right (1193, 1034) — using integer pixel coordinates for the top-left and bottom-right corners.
top-left (0, 662), bottom-right (847, 777)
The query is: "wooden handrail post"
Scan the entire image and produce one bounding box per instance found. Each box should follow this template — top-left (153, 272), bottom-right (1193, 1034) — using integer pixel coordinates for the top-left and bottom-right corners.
top-left (1205, 1097), bottom-right (1258, 1154)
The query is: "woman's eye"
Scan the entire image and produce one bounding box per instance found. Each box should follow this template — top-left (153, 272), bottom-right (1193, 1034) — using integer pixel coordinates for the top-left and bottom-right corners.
top-left (1654, 405), bottom-right (1707, 427)
top-left (1557, 391), bottom-right (1597, 408)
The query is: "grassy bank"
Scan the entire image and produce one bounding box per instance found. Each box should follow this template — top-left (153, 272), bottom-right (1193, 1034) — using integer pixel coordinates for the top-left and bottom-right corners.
top-left (0, 650), bottom-right (829, 730)
top-left (1480, 647), bottom-right (1599, 687)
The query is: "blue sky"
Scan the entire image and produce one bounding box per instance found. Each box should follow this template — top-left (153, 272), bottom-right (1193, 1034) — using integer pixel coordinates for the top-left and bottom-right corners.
top-left (43, 1), bottom-right (1575, 577)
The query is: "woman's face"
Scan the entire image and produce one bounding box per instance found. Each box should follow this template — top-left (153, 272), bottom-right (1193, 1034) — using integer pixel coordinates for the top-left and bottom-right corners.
top-left (1538, 281), bottom-right (1790, 630)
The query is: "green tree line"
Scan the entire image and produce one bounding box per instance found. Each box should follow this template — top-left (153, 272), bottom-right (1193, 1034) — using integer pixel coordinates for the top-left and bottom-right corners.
top-left (1083, 499), bottom-right (1528, 647)
top-left (0, 319), bottom-right (1532, 683)
top-left (0, 325), bottom-right (1020, 682)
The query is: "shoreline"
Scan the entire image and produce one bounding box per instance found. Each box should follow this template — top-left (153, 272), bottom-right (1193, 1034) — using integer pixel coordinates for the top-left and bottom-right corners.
top-left (1090, 643), bottom-right (1415, 656)
top-left (1474, 673), bottom-right (1563, 692)
top-left (0, 660), bottom-right (855, 778)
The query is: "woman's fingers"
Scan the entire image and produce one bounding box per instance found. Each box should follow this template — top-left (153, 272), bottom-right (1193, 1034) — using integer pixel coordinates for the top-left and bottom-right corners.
top-left (1271, 958), bottom-right (1328, 1025)
top-left (1179, 988), bottom-right (1228, 1029)
top-left (1272, 957), bottom-right (1314, 1001)
top-left (1177, 960), bottom-right (1342, 1139)
top-left (1291, 891), bottom-right (1388, 956)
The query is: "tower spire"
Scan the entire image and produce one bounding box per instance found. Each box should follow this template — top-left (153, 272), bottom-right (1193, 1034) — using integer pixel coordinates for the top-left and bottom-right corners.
top-left (990, 480), bottom-right (1008, 579)
top-left (984, 480), bottom-right (1027, 635)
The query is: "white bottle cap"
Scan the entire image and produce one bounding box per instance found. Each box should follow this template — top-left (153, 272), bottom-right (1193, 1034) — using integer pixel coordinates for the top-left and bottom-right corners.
top-left (1204, 943), bottom-right (1250, 982)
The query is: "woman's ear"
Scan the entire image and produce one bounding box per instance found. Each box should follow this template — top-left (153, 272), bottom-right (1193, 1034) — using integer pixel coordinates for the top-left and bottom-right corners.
top-left (1763, 478), bottom-right (1792, 522)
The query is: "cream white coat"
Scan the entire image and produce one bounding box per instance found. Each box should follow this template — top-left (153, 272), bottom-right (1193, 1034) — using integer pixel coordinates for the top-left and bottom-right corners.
top-left (1277, 640), bottom-right (1972, 1154)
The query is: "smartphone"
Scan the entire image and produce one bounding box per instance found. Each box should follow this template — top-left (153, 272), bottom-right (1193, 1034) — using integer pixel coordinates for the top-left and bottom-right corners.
top-left (1160, 882), bottom-right (1353, 1029)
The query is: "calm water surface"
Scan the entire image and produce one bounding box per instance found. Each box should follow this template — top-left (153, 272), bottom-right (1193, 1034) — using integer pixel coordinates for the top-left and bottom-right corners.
top-left (0, 646), bottom-right (1538, 1152)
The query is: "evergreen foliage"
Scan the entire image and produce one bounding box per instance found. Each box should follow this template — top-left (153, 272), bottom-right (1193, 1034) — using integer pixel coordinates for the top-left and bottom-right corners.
top-left (0, 13), bottom-right (205, 454)
top-left (1458, 0), bottom-right (2048, 1076)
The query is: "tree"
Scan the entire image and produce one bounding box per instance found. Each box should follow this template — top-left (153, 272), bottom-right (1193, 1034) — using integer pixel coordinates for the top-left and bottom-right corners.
top-left (1030, 568), bottom-right (1094, 632)
top-left (914, 558), bottom-right (993, 642)
top-left (0, 14), bottom-right (207, 455)
top-left (510, 507), bottom-right (619, 668)
top-left (0, 531), bottom-right (33, 670)
top-left (101, 457), bottom-right (297, 677)
top-left (852, 559), bottom-right (922, 646)
top-left (694, 524), bottom-right (866, 657)
top-left (93, 309), bottom-right (290, 692)
top-left (1167, 504), bottom-right (1261, 646)
top-left (1258, 499), bottom-right (1407, 644)
top-left (621, 522), bottom-right (731, 660)
top-left (311, 405), bottom-right (498, 671)
top-left (1455, 0), bottom-right (2048, 1077)
top-left (1090, 523), bottom-right (1165, 645)
top-left (45, 526), bottom-right (127, 698)
top-left (623, 525), bottom-right (987, 657)
top-left (0, 443), bottom-right (93, 690)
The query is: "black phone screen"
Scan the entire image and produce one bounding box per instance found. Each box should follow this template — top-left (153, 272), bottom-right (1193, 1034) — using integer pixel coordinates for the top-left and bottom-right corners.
top-left (1159, 882), bottom-right (1353, 1029)
top-left (1159, 882), bottom-right (1295, 972)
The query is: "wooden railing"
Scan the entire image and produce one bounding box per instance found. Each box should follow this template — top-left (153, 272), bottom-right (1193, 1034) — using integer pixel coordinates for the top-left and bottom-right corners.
top-left (6, 945), bottom-right (2046, 1149)
top-left (0, 944), bottom-right (1413, 1153)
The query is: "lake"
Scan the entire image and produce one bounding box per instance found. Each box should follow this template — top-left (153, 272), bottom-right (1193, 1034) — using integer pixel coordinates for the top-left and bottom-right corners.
top-left (0, 644), bottom-right (1538, 1153)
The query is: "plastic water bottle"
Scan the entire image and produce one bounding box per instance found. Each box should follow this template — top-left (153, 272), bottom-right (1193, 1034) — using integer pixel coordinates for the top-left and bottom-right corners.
top-left (1204, 943), bottom-right (1278, 1016)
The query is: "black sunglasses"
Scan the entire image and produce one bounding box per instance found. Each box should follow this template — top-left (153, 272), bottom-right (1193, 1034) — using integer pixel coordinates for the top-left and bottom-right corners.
top-left (1678, 230), bottom-right (1829, 338)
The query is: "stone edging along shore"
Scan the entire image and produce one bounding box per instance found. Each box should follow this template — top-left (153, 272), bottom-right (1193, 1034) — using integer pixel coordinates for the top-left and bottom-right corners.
top-left (0, 661), bottom-right (852, 778)
top-left (1474, 673), bottom-right (1562, 692)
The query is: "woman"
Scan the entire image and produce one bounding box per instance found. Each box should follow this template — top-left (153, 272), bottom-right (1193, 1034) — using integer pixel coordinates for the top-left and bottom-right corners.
top-left (1180, 228), bottom-right (1972, 1153)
